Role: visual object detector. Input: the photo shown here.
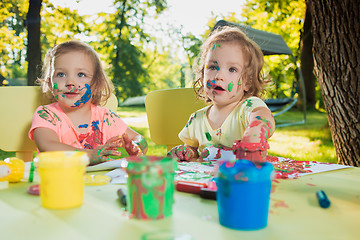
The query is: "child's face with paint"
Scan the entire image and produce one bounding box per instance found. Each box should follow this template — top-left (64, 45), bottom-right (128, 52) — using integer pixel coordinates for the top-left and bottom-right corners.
top-left (203, 41), bottom-right (249, 106)
top-left (50, 50), bottom-right (94, 109)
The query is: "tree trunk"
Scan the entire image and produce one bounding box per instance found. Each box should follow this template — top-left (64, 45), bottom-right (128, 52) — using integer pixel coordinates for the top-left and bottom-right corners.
top-left (300, 1), bottom-right (316, 110)
top-left (26, 0), bottom-right (42, 86)
top-left (309, 0), bottom-right (360, 166)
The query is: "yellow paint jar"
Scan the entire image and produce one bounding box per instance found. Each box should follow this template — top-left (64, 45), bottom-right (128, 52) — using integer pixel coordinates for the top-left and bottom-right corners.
top-left (35, 151), bottom-right (89, 209)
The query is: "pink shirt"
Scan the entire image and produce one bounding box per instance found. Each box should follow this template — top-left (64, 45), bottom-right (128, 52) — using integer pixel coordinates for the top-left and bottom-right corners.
top-left (29, 102), bottom-right (128, 150)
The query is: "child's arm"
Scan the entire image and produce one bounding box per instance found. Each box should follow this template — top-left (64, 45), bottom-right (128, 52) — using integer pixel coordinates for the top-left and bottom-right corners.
top-left (242, 107), bottom-right (275, 143)
top-left (167, 144), bottom-right (199, 161)
top-left (33, 128), bottom-right (123, 165)
top-left (233, 107), bottom-right (275, 163)
top-left (33, 127), bottom-right (147, 165)
top-left (33, 128), bottom-right (80, 152)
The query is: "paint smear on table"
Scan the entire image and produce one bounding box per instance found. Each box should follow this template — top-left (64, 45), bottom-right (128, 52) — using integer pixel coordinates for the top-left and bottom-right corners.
top-left (175, 156), bottom-right (352, 183)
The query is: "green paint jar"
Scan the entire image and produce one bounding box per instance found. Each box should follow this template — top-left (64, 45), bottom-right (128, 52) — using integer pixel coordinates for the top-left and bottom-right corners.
top-left (125, 156), bottom-right (177, 220)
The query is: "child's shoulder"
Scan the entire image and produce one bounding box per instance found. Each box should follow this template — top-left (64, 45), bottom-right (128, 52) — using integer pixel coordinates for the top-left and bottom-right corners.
top-left (237, 96), bottom-right (268, 112)
top-left (193, 105), bottom-right (211, 115)
top-left (35, 102), bottom-right (59, 112)
top-left (93, 104), bottom-right (117, 114)
top-left (92, 104), bottom-right (121, 119)
top-left (242, 96), bottom-right (266, 107)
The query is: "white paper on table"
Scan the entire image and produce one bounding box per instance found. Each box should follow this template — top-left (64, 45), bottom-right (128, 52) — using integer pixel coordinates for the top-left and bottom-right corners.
top-left (105, 168), bottom-right (128, 184)
top-left (86, 159), bottom-right (127, 172)
top-left (175, 162), bottom-right (215, 184)
top-left (175, 158), bottom-right (353, 182)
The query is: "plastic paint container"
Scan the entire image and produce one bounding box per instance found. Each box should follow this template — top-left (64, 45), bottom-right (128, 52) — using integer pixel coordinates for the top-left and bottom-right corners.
top-left (0, 157), bottom-right (34, 183)
top-left (216, 159), bottom-right (273, 230)
top-left (125, 156), bottom-right (177, 220)
top-left (35, 151), bottom-right (89, 209)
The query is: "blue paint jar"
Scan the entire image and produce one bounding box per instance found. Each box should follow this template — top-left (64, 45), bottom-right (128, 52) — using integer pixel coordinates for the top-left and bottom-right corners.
top-left (216, 159), bottom-right (273, 230)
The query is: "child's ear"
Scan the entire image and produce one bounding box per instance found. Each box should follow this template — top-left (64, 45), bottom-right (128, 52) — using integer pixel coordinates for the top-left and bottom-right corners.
top-left (244, 85), bottom-right (250, 92)
top-left (243, 80), bottom-right (250, 92)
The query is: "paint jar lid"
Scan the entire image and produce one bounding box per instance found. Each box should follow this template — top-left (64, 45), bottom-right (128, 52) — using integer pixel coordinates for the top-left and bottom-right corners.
top-left (125, 156), bottom-right (177, 175)
top-left (216, 159), bottom-right (273, 182)
top-left (34, 151), bottom-right (89, 168)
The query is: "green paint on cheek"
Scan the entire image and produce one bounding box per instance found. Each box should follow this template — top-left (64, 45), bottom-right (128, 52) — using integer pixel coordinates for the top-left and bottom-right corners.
top-left (228, 82), bottom-right (233, 92)
top-left (53, 82), bottom-right (58, 91)
top-left (205, 132), bottom-right (212, 141)
top-left (237, 79), bottom-right (241, 92)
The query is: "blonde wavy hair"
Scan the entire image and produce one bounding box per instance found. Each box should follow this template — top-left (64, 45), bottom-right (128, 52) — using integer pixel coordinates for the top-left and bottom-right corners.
top-left (193, 26), bottom-right (267, 103)
top-left (37, 40), bottom-right (114, 106)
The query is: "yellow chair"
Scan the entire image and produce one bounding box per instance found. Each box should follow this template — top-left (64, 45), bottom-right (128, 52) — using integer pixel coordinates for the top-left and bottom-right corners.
top-left (0, 86), bottom-right (118, 162)
top-left (145, 88), bottom-right (206, 151)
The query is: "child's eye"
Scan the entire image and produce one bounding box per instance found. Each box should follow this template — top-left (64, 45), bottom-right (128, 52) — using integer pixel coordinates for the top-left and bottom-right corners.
top-left (56, 72), bottom-right (65, 77)
top-left (210, 66), bottom-right (217, 70)
top-left (78, 72), bottom-right (86, 77)
top-left (208, 65), bottom-right (217, 71)
top-left (229, 67), bottom-right (237, 73)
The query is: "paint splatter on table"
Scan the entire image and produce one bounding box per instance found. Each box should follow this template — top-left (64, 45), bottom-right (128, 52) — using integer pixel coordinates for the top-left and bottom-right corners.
top-left (175, 156), bottom-right (352, 183)
top-left (86, 156), bottom-right (351, 184)
top-left (266, 156), bottom-right (351, 179)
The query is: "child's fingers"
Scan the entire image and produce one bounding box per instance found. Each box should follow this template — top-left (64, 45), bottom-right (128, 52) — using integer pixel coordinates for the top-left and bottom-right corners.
top-left (106, 135), bottom-right (123, 144)
top-left (105, 150), bottom-right (121, 156)
top-left (121, 133), bottom-right (131, 143)
top-left (167, 145), bottom-right (194, 161)
top-left (176, 146), bottom-right (191, 161)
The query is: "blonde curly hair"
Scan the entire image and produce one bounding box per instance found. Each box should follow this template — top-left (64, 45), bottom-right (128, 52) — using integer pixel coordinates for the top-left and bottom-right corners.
top-left (193, 26), bottom-right (267, 103)
top-left (37, 40), bottom-right (114, 106)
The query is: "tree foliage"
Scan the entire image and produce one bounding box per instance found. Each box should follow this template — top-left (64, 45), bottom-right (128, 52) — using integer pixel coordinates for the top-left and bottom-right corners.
top-left (41, 0), bottom-right (89, 51)
top-left (89, 0), bottom-right (168, 101)
top-left (2, 0), bottom-right (184, 99)
top-left (240, 0), bottom-right (306, 100)
top-left (0, 0), bottom-right (28, 81)
top-left (2, 0), bottom-right (314, 105)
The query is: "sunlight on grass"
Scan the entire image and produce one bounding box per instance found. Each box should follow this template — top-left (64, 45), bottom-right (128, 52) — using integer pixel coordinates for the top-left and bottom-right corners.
top-left (268, 110), bottom-right (337, 163)
top-left (268, 131), bottom-right (336, 163)
top-left (118, 106), bottom-right (168, 156)
top-left (117, 106), bottom-right (147, 118)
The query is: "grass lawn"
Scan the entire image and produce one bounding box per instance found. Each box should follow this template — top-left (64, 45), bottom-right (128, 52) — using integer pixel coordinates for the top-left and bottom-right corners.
top-left (268, 110), bottom-right (336, 163)
top-left (0, 106), bottom-right (337, 164)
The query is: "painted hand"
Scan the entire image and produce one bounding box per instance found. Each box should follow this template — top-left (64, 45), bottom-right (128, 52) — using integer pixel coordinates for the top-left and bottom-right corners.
top-left (232, 140), bottom-right (269, 163)
top-left (89, 138), bottom-right (123, 165)
top-left (120, 133), bottom-right (147, 156)
top-left (167, 145), bottom-right (196, 161)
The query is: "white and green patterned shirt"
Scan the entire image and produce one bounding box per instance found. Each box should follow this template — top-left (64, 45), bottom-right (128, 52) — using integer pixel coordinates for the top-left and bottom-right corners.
top-left (178, 97), bottom-right (269, 154)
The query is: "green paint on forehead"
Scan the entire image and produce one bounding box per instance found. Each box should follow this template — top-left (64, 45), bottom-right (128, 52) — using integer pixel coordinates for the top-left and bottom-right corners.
top-left (228, 82), bottom-right (234, 92)
top-left (212, 43), bottom-right (221, 50)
